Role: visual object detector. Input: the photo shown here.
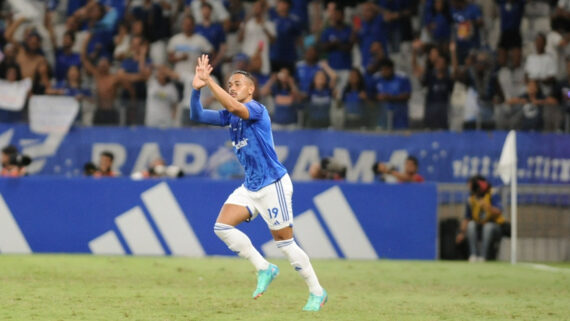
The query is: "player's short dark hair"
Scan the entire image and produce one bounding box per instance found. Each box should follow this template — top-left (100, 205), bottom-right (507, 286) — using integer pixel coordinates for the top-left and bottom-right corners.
top-left (231, 70), bottom-right (256, 85)
top-left (406, 155), bottom-right (419, 167)
top-left (101, 151), bottom-right (114, 161)
top-left (201, 2), bottom-right (213, 10)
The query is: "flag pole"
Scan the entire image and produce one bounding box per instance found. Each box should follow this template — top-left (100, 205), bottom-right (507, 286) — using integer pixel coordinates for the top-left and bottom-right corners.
top-left (510, 133), bottom-right (517, 265)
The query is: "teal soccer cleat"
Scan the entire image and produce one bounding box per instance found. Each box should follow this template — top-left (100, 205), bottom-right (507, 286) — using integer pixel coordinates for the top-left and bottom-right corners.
top-left (252, 264), bottom-right (279, 299)
top-left (302, 288), bottom-right (328, 311)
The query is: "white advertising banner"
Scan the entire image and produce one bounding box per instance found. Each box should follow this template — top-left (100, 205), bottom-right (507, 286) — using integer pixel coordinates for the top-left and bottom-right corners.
top-left (29, 95), bottom-right (79, 134)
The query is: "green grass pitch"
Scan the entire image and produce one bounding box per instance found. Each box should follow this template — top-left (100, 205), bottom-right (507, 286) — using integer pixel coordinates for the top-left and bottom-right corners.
top-left (0, 255), bottom-right (569, 321)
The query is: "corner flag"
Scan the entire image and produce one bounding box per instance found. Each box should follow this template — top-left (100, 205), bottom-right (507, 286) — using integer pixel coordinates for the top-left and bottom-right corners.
top-left (498, 130), bottom-right (517, 264)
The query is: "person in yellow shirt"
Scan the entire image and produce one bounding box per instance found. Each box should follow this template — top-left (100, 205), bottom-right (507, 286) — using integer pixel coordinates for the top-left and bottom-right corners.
top-left (456, 175), bottom-right (506, 262)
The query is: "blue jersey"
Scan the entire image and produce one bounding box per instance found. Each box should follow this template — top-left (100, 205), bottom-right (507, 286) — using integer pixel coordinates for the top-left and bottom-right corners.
top-left (54, 49), bottom-right (81, 82)
top-left (497, 0), bottom-right (524, 32)
top-left (218, 100), bottom-right (287, 191)
top-left (295, 61), bottom-right (320, 93)
top-left (319, 25), bottom-right (352, 70)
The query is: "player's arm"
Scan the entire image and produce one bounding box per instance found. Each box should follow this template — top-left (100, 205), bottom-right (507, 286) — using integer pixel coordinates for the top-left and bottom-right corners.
top-left (189, 89), bottom-right (225, 125)
top-left (197, 55), bottom-right (250, 119)
top-left (190, 58), bottom-right (226, 126)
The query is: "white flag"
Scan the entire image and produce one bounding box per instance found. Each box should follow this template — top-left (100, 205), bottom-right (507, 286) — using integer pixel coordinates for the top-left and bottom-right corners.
top-left (498, 130), bottom-right (517, 184)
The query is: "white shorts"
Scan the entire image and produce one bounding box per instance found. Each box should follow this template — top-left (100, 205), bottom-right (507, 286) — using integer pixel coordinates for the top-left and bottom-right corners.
top-left (224, 174), bottom-right (293, 230)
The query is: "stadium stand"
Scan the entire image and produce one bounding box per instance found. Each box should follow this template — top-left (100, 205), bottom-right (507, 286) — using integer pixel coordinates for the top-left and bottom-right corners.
top-left (0, 0), bottom-right (568, 131)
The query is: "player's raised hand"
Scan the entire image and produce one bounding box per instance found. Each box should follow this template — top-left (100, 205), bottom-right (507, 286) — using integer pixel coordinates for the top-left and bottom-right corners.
top-left (197, 54), bottom-right (213, 81)
top-left (193, 55), bottom-right (212, 89)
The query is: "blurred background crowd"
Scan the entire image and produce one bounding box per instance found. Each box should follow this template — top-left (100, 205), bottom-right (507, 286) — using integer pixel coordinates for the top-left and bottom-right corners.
top-left (1, 0), bottom-right (570, 131)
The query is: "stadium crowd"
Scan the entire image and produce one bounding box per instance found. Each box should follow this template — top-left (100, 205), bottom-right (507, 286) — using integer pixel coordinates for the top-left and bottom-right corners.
top-left (1, 0), bottom-right (570, 131)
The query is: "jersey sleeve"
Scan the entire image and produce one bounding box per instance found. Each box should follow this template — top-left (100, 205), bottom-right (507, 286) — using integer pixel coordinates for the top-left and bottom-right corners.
top-left (245, 101), bottom-right (265, 121)
top-left (219, 110), bottom-right (231, 126)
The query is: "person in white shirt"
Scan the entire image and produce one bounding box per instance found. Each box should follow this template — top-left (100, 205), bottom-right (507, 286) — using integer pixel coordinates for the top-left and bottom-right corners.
top-left (238, 0), bottom-right (276, 76)
top-left (167, 15), bottom-right (213, 76)
top-left (524, 33), bottom-right (557, 82)
top-left (145, 65), bottom-right (179, 127)
top-left (191, 0), bottom-right (230, 27)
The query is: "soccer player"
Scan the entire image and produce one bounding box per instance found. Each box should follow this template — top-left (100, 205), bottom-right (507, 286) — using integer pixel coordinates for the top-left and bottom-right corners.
top-left (189, 55), bottom-right (327, 311)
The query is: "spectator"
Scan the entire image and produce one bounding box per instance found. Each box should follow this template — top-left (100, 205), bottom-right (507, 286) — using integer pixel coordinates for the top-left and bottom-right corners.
top-left (363, 41), bottom-right (386, 96)
top-left (226, 0), bottom-right (247, 34)
top-left (496, 0), bottom-right (525, 68)
top-left (4, 17), bottom-right (47, 79)
top-left (291, 0), bottom-right (311, 32)
top-left (31, 59), bottom-right (54, 95)
top-left (118, 36), bottom-right (152, 124)
top-left (375, 58), bottom-right (412, 130)
top-left (260, 67), bottom-right (300, 128)
top-left (145, 65), bottom-right (179, 128)
top-left (546, 17), bottom-right (569, 80)
top-left (114, 19), bottom-right (147, 61)
top-left (505, 80), bottom-right (558, 131)
top-left (422, 0), bottom-right (453, 48)
top-left (0, 63), bottom-right (26, 122)
top-left (167, 15), bottom-right (213, 76)
top-left (525, 33), bottom-right (557, 85)
top-left (450, 0), bottom-right (483, 65)
top-left (356, 2), bottom-right (388, 70)
top-left (341, 68), bottom-right (368, 128)
top-left (196, 2), bottom-right (228, 80)
top-left (468, 50), bottom-right (497, 129)
top-left (130, 0), bottom-right (173, 65)
top-left (309, 157), bottom-right (346, 180)
top-left (269, 0), bottom-right (302, 73)
top-left (0, 43), bottom-right (18, 79)
top-left (418, 49), bottom-right (453, 130)
top-left (239, 0), bottom-right (276, 76)
top-left (71, 1), bottom-right (119, 60)
top-left (91, 151), bottom-right (118, 177)
top-left (304, 62), bottom-right (337, 128)
top-left (0, 145), bottom-right (30, 177)
top-left (378, 0), bottom-right (415, 53)
top-left (45, 12), bottom-right (81, 83)
top-left (295, 45), bottom-right (321, 94)
top-left (318, 5), bottom-right (354, 91)
top-left (372, 155), bottom-right (424, 183)
top-left (81, 32), bottom-right (146, 125)
top-left (496, 49), bottom-right (526, 129)
top-left (191, 0), bottom-right (230, 29)
top-left (553, 0), bottom-right (570, 32)
top-left (497, 49), bottom-right (525, 102)
top-left (456, 175), bottom-right (506, 262)
top-left (48, 65), bottom-right (92, 104)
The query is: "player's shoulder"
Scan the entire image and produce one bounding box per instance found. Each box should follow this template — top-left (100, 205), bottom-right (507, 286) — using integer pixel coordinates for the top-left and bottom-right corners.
top-left (245, 99), bottom-right (267, 111)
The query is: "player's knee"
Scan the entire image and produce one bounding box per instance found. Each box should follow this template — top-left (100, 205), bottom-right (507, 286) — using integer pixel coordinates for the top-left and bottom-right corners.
top-left (213, 222), bottom-right (233, 239)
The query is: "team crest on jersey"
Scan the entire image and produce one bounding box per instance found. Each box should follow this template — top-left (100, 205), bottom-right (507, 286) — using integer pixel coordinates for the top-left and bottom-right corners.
top-left (232, 138), bottom-right (248, 150)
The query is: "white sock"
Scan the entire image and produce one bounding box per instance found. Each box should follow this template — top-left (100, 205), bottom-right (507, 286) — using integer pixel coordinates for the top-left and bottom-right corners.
top-left (214, 223), bottom-right (270, 271)
top-left (276, 238), bottom-right (323, 296)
